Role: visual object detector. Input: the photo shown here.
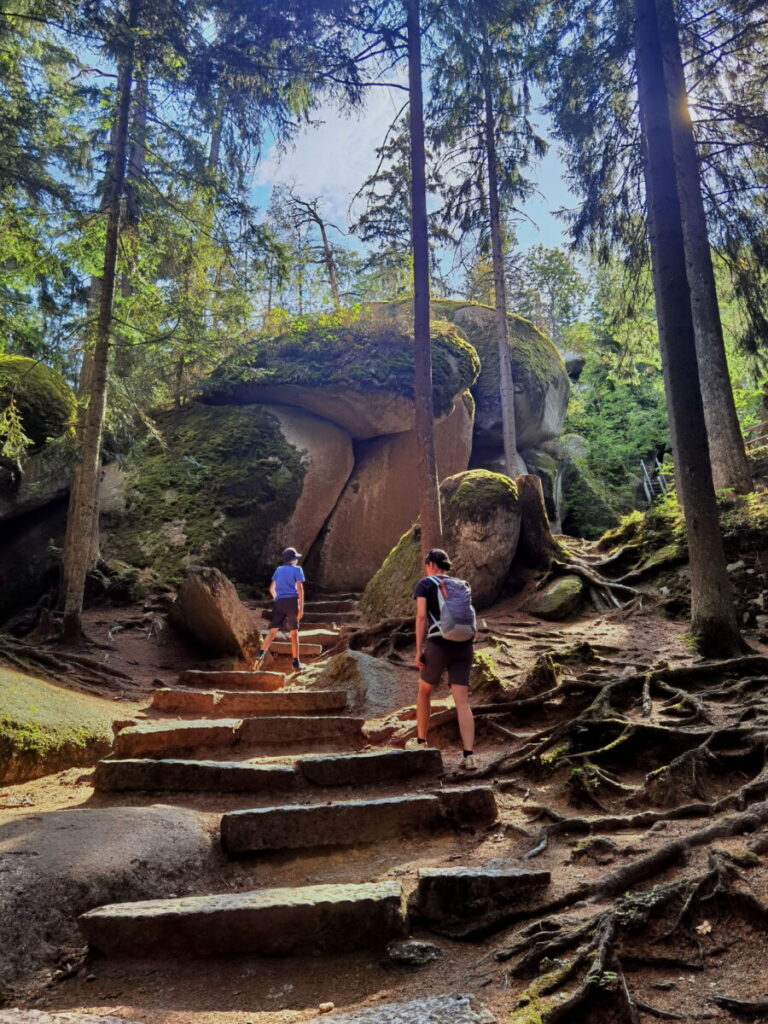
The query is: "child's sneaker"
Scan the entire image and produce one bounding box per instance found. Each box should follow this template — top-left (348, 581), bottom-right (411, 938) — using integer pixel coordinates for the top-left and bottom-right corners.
top-left (253, 650), bottom-right (265, 665)
top-left (460, 753), bottom-right (477, 771)
top-left (291, 658), bottom-right (303, 671)
top-left (405, 737), bottom-right (429, 750)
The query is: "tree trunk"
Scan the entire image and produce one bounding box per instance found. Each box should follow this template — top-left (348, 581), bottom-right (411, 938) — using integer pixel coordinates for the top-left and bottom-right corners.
top-left (655, 0), bottom-right (752, 495)
top-left (60, 0), bottom-right (138, 642)
top-left (482, 50), bottom-right (520, 478)
top-left (317, 217), bottom-right (341, 308)
top-left (407, 0), bottom-right (442, 556)
top-left (633, 0), bottom-right (744, 657)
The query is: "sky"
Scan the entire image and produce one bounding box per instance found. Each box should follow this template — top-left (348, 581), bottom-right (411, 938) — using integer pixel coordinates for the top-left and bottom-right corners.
top-left (252, 83), bottom-right (575, 259)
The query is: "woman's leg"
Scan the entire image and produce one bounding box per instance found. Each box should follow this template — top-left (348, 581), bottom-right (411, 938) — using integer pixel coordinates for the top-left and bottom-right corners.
top-left (416, 679), bottom-right (434, 741)
top-left (451, 684), bottom-right (475, 752)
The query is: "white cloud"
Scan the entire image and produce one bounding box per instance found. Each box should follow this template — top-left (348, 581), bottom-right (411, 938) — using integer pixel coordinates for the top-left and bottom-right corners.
top-left (254, 84), bottom-right (407, 229)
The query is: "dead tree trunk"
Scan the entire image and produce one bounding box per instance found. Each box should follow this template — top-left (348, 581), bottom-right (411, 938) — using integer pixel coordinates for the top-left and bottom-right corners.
top-left (656, 0), bottom-right (752, 495)
top-left (407, 0), bottom-right (442, 556)
top-left (482, 50), bottom-right (519, 478)
top-left (633, 0), bottom-right (744, 657)
top-left (60, 0), bottom-right (138, 642)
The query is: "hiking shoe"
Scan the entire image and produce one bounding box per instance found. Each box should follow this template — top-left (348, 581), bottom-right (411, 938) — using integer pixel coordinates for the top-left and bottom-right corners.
top-left (460, 754), bottom-right (478, 771)
top-left (291, 658), bottom-right (304, 671)
top-left (405, 737), bottom-right (429, 750)
top-left (253, 650), bottom-right (265, 665)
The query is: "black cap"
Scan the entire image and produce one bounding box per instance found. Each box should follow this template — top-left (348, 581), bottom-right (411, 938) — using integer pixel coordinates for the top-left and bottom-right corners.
top-left (282, 547), bottom-right (302, 562)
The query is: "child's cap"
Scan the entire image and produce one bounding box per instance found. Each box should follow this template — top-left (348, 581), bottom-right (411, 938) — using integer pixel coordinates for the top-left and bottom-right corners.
top-left (282, 547), bottom-right (302, 562)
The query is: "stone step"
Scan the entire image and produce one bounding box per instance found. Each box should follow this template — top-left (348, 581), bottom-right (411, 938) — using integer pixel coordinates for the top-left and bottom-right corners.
top-left (177, 669), bottom-right (285, 691)
top-left (94, 758), bottom-right (297, 794)
top-left (267, 640), bottom-right (323, 658)
top-left (296, 628), bottom-right (341, 647)
top-left (80, 881), bottom-right (407, 957)
top-left (238, 715), bottom-right (365, 747)
top-left (221, 787), bottom-right (497, 854)
top-left (304, 994), bottom-right (495, 1024)
top-left (297, 747), bottom-right (443, 787)
top-left (152, 688), bottom-right (348, 716)
top-left (305, 599), bottom-right (358, 613)
top-left (300, 611), bottom-right (358, 625)
top-left (114, 719), bottom-right (240, 758)
top-left (412, 864), bottom-right (551, 936)
top-left (114, 714), bottom-right (365, 758)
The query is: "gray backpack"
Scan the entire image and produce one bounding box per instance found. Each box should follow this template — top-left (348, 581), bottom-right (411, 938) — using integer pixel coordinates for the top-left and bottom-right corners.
top-left (427, 576), bottom-right (477, 641)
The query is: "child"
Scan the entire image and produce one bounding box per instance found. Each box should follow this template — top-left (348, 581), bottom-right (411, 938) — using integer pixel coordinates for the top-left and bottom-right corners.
top-left (254, 547), bottom-right (305, 671)
top-left (408, 548), bottom-right (477, 770)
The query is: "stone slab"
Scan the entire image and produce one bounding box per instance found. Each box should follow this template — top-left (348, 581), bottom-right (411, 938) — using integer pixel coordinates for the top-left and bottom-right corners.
top-left (221, 795), bottom-right (444, 853)
top-left (303, 994), bottom-right (496, 1023)
top-left (113, 720), bottom-right (240, 758)
top-left (238, 715), bottom-right (365, 746)
top-left (177, 669), bottom-right (285, 691)
top-left (297, 628), bottom-right (343, 647)
top-left (0, 1013), bottom-right (142, 1024)
top-left (80, 882), bottom-right (407, 957)
top-left (94, 758), bottom-right (297, 794)
top-left (152, 688), bottom-right (348, 716)
top-left (269, 641), bottom-right (323, 657)
top-left (435, 786), bottom-right (498, 827)
top-left (298, 748), bottom-right (443, 787)
top-left (413, 864), bottom-right (551, 924)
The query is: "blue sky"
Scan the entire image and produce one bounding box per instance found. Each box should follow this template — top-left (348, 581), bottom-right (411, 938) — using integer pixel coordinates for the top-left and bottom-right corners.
top-left (252, 84), bottom-right (574, 256)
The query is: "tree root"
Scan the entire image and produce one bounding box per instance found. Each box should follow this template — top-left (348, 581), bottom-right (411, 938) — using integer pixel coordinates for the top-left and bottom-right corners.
top-left (711, 995), bottom-right (768, 1017)
top-left (0, 633), bottom-right (134, 690)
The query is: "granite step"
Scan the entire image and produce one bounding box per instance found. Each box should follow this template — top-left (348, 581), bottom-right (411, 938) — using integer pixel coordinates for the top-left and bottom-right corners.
top-left (177, 669), bottom-right (285, 691)
top-left (114, 719), bottom-right (240, 758)
top-left (221, 787), bottom-right (497, 854)
top-left (80, 881), bottom-right (407, 957)
top-left (152, 688), bottom-right (348, 716)
top-left (267, 640), bottom-right (323, 658)
top-left (299, 611), bottom-right (358, 625)
top-left (94, 758), bottom-right (297, 793)
top-left (304, 599), bottom-right (358, 613)
top-left (238, 715), bottom-right (365, 747)
top-left (297, 747), bottom-right (443, 787)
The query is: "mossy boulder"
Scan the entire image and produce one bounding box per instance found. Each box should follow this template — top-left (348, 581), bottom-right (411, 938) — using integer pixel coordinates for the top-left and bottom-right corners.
top-left (102, 401), bottom-right (352, 586)
top-left (522, 575), bottom-right (584, 621)
top-left (360, 469), bottom-right (521, 622)
top-left (202, 303), bottom-right (480, 439)
top-left (0, 355), bottom-right (75, 446)
top-left (432, 300), bottom-right (569, 452)
top-left (0, 667), bottom-right (116, 783)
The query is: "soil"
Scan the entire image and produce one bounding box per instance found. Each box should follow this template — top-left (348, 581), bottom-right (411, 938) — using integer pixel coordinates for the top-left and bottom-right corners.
top-left (2, 588), bottom-right (768, 1024)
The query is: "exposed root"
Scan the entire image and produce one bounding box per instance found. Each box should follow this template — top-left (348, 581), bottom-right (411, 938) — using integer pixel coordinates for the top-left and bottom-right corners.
top-left (0, 633), bottom-right (135, 691)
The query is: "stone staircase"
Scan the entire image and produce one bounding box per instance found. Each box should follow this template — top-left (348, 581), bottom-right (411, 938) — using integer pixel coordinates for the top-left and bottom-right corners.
top-left (81, 612), bottom-right (548, 1001)
top-left (258, 592), bottom-right (362, 628)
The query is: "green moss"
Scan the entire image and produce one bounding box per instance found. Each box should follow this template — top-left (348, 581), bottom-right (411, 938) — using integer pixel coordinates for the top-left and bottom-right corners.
top-left (442, 469), bottom-right (518, 525)
top-left (0, 667), bottom-right (116, 783)
top-left (359, 525), bottom-right (422, 622)
top-left (106, 402), bottom-right (305, 584)
top-left (203, 303), bottom-right (480, 419)
top-left (0, 355), bottom-right (75, 446)
top-left (562, 463), bottom-right (620, 539)
top-left (523, 575), bottom-right (584, 621)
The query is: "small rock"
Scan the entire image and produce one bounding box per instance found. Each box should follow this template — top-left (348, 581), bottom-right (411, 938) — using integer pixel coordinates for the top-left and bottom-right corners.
top-left (652, 981), bottom-right (676, 991)
top-left (726, 560), bottom-right (745, 573)
top-left (319, 1003), bottom-right (336, 1013)
top-left (86, 974), bottom-right (96, 982)
top-left (385, 939), bottom-right (445, 967)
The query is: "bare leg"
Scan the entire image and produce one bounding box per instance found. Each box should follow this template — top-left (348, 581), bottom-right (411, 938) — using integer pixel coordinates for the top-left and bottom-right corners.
top-left (451, 684), bottom-right (475, 752)
top-left (417, 679), bottom-right (433, 741)
top-left (255, 627), bottom-right (280, 666)
top-left (290, 628), bottom-right (299, 660)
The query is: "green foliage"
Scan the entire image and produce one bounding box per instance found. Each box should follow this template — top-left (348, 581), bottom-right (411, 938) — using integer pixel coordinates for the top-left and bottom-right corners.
top-left (0, 355), bottom-right (76, 445)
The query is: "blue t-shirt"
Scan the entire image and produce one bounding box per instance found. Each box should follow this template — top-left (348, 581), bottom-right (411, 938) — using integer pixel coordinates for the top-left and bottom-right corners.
top-left (272, 563), bottom-right (305, 600)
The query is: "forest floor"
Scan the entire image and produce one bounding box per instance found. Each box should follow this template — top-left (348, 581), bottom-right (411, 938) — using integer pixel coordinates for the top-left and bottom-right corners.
top-left (2, 588), bottom-right (768, 1024)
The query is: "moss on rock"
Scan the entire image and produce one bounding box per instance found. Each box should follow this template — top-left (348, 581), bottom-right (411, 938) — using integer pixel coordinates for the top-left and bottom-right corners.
top-left (203, 302), bottom-right (480, 420)
top-left (359, 524), bottom-right (423, 622)
top-left (442, 468), bottom-right (518, 525)
top-left (522, 574), bottom-right (584, 621)
top-left (0, 667), bottom-right (115, 783)
top-left (561, 463), bottom-right (620, 539)
top-left (105, 402), bottom-right (305, 585)
top-left (0, 355), bottom-right (75, 445)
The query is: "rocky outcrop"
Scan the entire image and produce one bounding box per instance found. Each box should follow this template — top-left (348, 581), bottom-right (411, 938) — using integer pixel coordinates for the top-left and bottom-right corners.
top-left (302, 649), bottom-right (402, 716)
top-left (432, 300), bottom-right (569, 454)
top-left (102, 401), bottom-right (352, 585)
top-left (0, 355), bottom-right (75, 446)
top-left (360, 469), bottom-right (521, 622)
top-left (169, 566), bottom-right (261, 657)
top-left (202, 303), bottom-right (480, 438)
top-left (313, 391), bottom-right (474, 590)
top-left (0, 437), bottom-right (77, 524)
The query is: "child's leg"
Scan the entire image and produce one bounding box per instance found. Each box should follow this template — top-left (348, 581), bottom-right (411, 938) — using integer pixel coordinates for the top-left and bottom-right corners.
top-left (254, 627), bottom-right (279, 666)
top-left (289, 628), bottom-right (299, 660)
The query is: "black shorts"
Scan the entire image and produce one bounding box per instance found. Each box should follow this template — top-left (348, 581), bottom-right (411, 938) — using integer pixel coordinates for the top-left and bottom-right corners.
top-left (421, 639), bottom-right (473, 687)
top-left (269, 597), bottom-right (299, 630)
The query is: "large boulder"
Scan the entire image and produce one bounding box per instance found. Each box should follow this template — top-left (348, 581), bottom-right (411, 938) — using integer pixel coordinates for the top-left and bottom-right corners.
top-left (169, 566), bottom-right (261, 657)
top-left (312, 391), bottom-right (475, 590)
top-left (201, 303), bottom-right (480, 439)
top-left (0, 437), bottom-right (77, 524)
top-left (301, 649), bottom-right (402, 716)
top-left (360, 469), bottom-right (521, 622)
top-left (0, 355), bottom-right (75, 447)
top-left (0, 805), bottom-right (211, 988)
top-left (432, 300), bottom-right (569, 453)
top-left (522, 574), bottom-right (584, 620)
top-left (102, 401), bottom-right (353, 585)
top-left (0, 500), bottom-right (66, 623)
